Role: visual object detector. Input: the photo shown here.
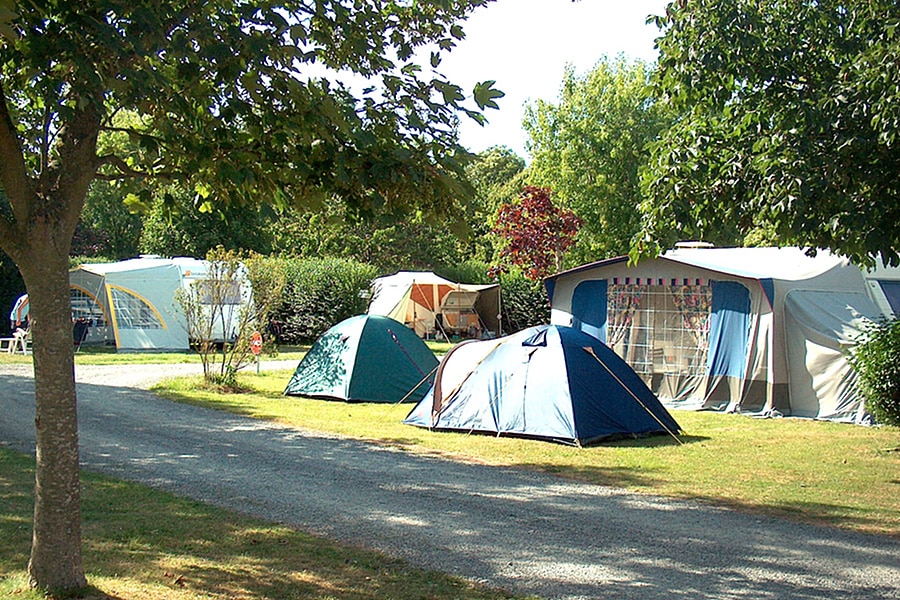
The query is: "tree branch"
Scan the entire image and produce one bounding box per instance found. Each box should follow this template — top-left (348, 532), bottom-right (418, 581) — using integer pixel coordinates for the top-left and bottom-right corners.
top-left (51, 90), bottom-right (104, 243)
top-left (0, 79), bottom-right (36, 231)
top-left (95, 153), bottom-right (175, 181)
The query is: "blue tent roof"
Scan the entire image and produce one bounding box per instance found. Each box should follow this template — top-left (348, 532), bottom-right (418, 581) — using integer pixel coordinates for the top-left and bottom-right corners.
top-left (405, 325), bottom-right (680, 446)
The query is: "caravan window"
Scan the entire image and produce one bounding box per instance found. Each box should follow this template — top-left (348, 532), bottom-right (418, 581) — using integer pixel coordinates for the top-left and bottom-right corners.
top-left (109, 287), bottom-right (164, 329)
top-left (607, 283), bottom-right (711, 379)
top-left (70, 287), bottom-right (108, 326)
top-left (877, 280), bottom-right (900, 315)
top-left (194, 280), bottom-right (243, 305)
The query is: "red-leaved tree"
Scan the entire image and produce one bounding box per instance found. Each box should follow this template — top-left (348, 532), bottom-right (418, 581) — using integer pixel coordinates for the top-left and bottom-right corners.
top-left (490, 186), bottom-right (582, 280)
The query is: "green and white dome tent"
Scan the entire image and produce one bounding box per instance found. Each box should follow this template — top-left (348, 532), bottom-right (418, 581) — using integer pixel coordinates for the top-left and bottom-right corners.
top-left (284, 314), bottom-right (438, 403)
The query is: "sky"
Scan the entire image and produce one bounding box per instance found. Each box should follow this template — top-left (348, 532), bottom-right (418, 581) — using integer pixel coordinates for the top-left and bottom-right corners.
top-left (437, 0), bottom-right (670, 158)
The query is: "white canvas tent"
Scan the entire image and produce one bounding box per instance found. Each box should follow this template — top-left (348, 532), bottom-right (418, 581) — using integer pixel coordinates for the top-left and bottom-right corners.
top-left (544, 247), bottom-right (885, 423)
top-left (367, 271), bottom-right (501, 339)
top-left (69, 256), bottom-right (249, 351)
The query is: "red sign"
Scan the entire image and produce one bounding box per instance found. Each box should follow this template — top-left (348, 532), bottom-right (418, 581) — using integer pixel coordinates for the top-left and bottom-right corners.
top-left (250, 331), bottom-right (263, 356)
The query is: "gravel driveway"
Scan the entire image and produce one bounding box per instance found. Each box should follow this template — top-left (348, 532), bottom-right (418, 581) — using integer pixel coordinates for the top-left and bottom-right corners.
top-left (1, 363), bottom-right (898, 599)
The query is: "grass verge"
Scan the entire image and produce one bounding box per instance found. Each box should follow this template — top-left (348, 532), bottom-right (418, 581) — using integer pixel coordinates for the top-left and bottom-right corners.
top-left (0, 448), bottom-right (522, 600)
top-left (154, 370), bottom-right (900, 538)
top-left (0, 346), bottom-right (310, 366)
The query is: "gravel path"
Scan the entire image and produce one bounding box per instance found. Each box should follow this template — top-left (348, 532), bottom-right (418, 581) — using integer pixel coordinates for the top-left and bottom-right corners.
top-left (1, 364), bottom-right (898, 599)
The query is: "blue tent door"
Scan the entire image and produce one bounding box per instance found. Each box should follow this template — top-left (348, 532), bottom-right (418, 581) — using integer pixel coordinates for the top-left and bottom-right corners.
top-left (571, 280), bottom-right (608, 342)
top-left (706, 281), bottom-right (751, 379)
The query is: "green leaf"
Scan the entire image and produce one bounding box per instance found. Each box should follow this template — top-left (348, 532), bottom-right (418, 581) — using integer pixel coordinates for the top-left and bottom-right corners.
top-left (473, 80), bottom-right (504, 110)
top-left (123, 192), bottom-right (151, 214)
top-left (436, 81), bottom-right (464, 105)
top-left (194, 182), bottom-right (212, 199)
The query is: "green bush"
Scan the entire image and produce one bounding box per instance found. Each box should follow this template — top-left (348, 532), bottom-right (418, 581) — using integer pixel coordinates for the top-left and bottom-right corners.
top-left (274, 257), bottom-right (377, 344)
top-left (266, 258), bottom-right (548, 344)
top-left (850, 317), bottom-right (900, 426)
top-left (435, 260), bottom-right (493, 285)
top-left (498, 270), bottom-right (550, 333)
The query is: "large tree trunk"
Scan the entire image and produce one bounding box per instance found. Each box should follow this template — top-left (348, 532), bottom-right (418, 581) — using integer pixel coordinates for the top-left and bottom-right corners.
top-left (0, 93), bottom-right (100, 591)
top-left (21, 248), bottom-right (87, 592)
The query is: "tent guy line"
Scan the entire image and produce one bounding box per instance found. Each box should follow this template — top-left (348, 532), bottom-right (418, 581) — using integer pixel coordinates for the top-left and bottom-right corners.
top-left (582, 345), bottom-right (684, 445)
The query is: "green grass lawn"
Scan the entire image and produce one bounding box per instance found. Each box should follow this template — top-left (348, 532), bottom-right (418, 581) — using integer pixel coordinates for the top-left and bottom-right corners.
top-left (155, 369), bottom-right (900, 538)
top-left (0, 341), bottom-right (446, 366)
top-left (0, 345), bottom-right (311, 366)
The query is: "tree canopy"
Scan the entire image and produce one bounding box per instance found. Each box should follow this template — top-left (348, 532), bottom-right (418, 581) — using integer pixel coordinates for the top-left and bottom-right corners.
top-left (639, 0), bottom-right (900, 265)
top-left (526, 56), bottom-right (669, 264)
top-left (462, 145), bottom-right (527, 264)
top-left (0, 0), bottom-right (499, 592)
top-left (490, 185), bottom-right (582, 280)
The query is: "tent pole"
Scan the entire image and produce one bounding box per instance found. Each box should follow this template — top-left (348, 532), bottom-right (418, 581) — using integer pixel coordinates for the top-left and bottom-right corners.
top-left (386, 327), bottom-right (429, 377)
top-left (412, 280), bottom-right (418, 335)
top-left (582, 346), bottom-right (684, 445)
top-left (497, 286), bottom-right (503, 336)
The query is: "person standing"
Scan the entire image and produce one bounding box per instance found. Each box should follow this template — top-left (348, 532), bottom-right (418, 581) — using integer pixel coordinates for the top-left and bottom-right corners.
top-left (9, 293), bottom-right (29, 332)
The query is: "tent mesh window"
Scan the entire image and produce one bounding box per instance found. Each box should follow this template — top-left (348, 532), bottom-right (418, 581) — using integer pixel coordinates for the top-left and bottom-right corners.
top-left (70, 288), bottom-right (108, 326)
top-left (110, 288), bottom-right (164, 329)
top-left (607, 284), bottom-right (711, 381)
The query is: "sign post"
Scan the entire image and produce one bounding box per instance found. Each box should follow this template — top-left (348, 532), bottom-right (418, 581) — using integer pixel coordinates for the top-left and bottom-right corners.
top-left (250, 330), bottom-right (263, 374)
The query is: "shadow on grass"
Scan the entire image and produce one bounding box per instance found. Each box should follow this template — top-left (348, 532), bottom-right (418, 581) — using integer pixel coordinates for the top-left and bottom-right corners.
top-left (2, 449), bottom-right (518, 600)
top-left (80, 475), bottom-right (518, 599)
top-left (601, 432), bottom-right (710, 447)
top-left (694, 495), bottom-right (900, 539)
top-left (59, 586), bottom-right (125, 600)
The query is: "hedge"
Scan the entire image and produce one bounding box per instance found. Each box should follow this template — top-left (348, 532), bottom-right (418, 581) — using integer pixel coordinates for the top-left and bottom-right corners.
top-left (272, 257), bottom-right (378, 344)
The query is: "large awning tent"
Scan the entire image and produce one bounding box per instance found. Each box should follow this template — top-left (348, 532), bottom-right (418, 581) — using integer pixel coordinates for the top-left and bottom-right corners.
top-left (405, 324), bottom-right (681, 446)
top-left (284, 314), bottom-right (438, 403)
top-left (69, 256), bottom-right (249, 351)
top-left (544, 246), bottom-right (886, 423)
top-left (367, 271), bottom-right (501, 340)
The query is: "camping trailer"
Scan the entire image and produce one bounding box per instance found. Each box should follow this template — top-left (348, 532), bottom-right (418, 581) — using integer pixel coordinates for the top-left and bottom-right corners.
top-left (544, 247), bottom-right (885, 423)
top-left (368, 271), bottom-right (501, 339)
top-left (69, 256), bottom-right (250, 351)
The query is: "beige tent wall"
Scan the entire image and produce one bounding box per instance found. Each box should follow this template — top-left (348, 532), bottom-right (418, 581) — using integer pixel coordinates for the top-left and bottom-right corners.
top-left (548, 258), bottom-right (772, 410)
top-left (388, 286), bottom-right (438, 338)
top-left (783, 290), bottom-right (880, 421)
top-left (69, 267), bottom-right (115, 345)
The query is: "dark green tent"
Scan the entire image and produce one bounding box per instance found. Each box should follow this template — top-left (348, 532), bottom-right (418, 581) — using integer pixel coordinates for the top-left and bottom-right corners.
top-left (284, 315), bottom-right (438, 403)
